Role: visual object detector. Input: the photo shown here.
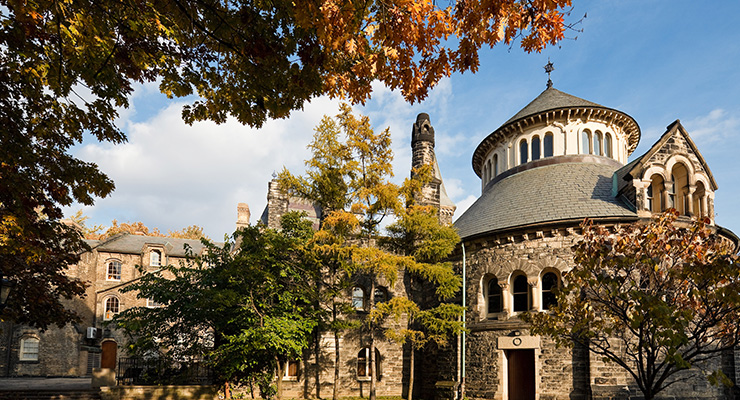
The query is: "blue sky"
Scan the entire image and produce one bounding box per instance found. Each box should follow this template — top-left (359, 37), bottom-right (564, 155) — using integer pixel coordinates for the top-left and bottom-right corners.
top-left (67, 0), bottom-right (740, 239)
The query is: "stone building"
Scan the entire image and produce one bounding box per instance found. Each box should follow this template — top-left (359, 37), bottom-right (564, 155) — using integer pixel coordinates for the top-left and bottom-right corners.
top-left (427, 86), bottom-right (739, 400)
top-left (0, 233), bottom-right (208, 378)
top-left (2, 85), bottom-right (738, 400)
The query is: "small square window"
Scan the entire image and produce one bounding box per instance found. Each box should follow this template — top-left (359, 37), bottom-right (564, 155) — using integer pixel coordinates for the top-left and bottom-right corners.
top-left (283, 359), bottom-right (300, 381)
top-left (146, 298), bottom-right (163, 308)
top-left (20, 338), bottom-right (39, 361)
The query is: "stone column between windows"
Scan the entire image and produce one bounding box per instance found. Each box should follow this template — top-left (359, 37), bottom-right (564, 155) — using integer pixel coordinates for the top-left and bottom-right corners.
top-left (529, 279), bottom-right (540, 311)
top-left (500, 282), bottom-right (511, 316)
top-left (664, 180), bottom-right (675, 210)
top-left (687, 185), bottom-right (696, 216)
top-left (633, 179), bottom-right (651, 217)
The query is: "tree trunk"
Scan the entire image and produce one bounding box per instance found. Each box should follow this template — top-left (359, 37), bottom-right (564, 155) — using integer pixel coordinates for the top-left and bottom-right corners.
top-left (314, 328), bottom-right (322, 399)
top-left (333, 301), bottom-right (340, 400)
top-left (276, 356), bottom-right (284, 400)
top-left (224, 381), bottom-right (232, 399)
top-left (369, 280), bottom-right (376, 400)
top-left (408, 345), bottom-right (415, 400)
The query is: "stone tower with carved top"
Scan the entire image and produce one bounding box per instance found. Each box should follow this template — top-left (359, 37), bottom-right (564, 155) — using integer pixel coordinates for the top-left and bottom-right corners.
top-left (411, 113), bottom-right (456, 225)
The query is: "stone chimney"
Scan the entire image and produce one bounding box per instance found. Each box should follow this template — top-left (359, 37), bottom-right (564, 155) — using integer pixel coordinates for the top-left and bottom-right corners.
top-left (236, 202), bottom-right (250, 230)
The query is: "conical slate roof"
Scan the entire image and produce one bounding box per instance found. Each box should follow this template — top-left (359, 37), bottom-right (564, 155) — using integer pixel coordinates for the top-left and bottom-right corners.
top-left (503, 87), bottom-right (603, 125)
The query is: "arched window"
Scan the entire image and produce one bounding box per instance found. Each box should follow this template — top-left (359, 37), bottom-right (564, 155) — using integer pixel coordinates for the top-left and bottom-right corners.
top-left (19, 337), bottom-right (39, 361)
top-left (487, 278), bottom-right (502, 317)
top-left (352, 287), bottom-right (365, 310)
top-left (512, 274), bottom-right (530, 312)
top-left (594, 131), bottom-right (603, 156)
top-left (485, 160), bottom-right (491, 183)
top-left (357, 348), bottom-right (381, 380)
top-left (493, 154), bottom-right (499, 178)
top-left (531, 136), bottom-right (541, 161)
top-left (671, 164), bottom-right (690, 216)
top-left (541, 272), bottom-right (559, 310)
top-left (519, 139), bottom-right (528, 165)
top-left (104, 297), bottom-right (120, 320)
top-left (107, 260), bottom-right (121, 281)
top-left (648, 175), bottom-right (665, 213)
top-left (374, 287), bottom-right (388, 304)
top-left (604, 133), bottom-right (613, 158)
top-left (544, 133), bottom-right (554, 157)
top-left (581, 130), bottom-right (592, 154)
top-left (150, 250), bottom-right (162, 267)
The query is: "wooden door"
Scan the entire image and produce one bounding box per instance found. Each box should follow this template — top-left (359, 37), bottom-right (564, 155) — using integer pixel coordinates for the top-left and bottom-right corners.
top-left (101, 341), bottom-right (117, 369)
top-left (507, 349), bottom-right (535, 400)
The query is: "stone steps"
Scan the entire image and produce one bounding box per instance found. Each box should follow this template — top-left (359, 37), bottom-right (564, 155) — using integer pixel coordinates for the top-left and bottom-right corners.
top-left (0, 390), bottom-right (101, 400)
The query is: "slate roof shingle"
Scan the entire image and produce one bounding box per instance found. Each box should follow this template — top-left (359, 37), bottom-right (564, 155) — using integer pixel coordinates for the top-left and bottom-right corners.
top-left (454, 158), bottom-right (638, 239)
top-left (85, 234), bottom-right (208, 257)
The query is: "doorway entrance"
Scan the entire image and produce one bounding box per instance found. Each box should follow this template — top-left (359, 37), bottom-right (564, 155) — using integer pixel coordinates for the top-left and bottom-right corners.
top-left (507, 349), bottom-right (535, 400)
top-left (101, 340), bottom-right (117, 369)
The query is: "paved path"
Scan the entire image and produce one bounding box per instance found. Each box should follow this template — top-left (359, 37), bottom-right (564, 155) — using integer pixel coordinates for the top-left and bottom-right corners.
top-left (0, 377), bottom-right (92, 390)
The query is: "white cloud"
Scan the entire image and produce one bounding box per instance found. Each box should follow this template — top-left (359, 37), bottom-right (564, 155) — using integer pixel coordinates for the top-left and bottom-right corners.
top-left (70, 94), bottom-right (344, 238)
top-left (683, 109), bottom-right (740, 143)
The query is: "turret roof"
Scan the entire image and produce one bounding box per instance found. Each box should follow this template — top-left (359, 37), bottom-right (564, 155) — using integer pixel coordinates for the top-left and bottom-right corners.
top-left (503, 87), bottom-right (603, 125)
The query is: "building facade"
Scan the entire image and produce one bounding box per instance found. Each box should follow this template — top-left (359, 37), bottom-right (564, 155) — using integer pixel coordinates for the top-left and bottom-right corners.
top-left (2, 85), bottom-right (738, 400)
top-left (432, 86), bottom-right (738, 400)
top-left (0, 233), bottom-right (208, 378)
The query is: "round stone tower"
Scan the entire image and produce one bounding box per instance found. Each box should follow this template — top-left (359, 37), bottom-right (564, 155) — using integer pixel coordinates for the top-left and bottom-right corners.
top-left (420, 86), bottom-right (733, 400)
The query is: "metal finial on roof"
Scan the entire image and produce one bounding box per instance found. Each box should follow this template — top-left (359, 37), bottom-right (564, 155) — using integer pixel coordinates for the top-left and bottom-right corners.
top-left (544, 59), bottom-right (554, 88)
top-left (272, 170), bottom-right (277, 179)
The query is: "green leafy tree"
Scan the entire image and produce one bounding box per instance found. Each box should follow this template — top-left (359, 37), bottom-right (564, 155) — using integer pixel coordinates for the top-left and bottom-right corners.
top-left (2, 0), bottom-right (572, 328)
top-left (115, 212), bottom-right (317, 399)
top-left (378, 199), bottom-right (464, 400)
top-left (281, 105), bottom-right (464, 400)
top-left (523, 210), bottom-right (740, 400)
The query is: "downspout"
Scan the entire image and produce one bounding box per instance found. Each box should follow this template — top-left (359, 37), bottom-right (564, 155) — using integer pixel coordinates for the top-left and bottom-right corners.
top-left (461, 242), bottom-right (467, 400)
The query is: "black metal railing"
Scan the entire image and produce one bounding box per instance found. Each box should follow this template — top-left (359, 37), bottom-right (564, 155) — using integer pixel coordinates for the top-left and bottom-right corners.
top-left (117, 357), bottom-right (213, 385)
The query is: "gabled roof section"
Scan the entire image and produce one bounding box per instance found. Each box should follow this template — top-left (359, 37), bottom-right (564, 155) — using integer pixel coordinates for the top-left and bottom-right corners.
top-left (504, 87), bottom-right (603, 125)
top-left (625, 120), bottom-right (718, 190)
top-left (84, 233), bottom-right (208, 257)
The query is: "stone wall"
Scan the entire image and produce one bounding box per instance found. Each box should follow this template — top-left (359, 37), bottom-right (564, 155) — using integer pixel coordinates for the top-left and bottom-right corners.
top-left (421, 225), bottom-right (739, 400)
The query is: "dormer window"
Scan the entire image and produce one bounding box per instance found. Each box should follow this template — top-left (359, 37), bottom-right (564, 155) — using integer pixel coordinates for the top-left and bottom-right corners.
top-left (150, 250), bottom-right (162, 267)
